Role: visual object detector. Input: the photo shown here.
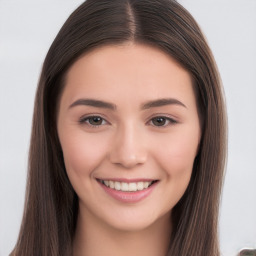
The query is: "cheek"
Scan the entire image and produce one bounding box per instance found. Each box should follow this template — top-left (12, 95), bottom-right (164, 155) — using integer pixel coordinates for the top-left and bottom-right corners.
top-left (150, 128), bottom-right (200, 210)
top-left (59, 130), bottom-right (109, 180)
top-left (153, 126), bottom-right (200, 181)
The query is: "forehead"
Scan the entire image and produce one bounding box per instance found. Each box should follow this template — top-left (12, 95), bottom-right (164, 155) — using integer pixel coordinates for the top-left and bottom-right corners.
top-left (61, 43), bottom-right (195, 108)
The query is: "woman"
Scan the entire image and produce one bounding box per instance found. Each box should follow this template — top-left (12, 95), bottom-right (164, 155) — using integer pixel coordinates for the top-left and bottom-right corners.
top-left (11, 0), bottom-right (227, 255)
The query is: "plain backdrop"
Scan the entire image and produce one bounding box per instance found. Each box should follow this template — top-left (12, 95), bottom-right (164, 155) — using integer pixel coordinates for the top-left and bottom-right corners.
top-left (0, 1), bottom-right (256, 255)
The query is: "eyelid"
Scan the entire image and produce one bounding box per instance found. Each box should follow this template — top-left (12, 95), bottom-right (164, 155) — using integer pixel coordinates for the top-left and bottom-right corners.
top-left (147, 114), bottom-right (178, 127)
top-left (79, 114), bottom-right (109, 127)
top-left (78, 113), bottom-right (178, 128)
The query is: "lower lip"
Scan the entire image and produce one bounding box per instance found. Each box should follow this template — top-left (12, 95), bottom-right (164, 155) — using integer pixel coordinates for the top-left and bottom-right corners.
top-left (98, 181), bottom-right (158, 203)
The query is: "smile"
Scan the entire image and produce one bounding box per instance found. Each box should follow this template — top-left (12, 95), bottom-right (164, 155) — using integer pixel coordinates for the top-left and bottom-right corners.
top-left (98, 179), bottom-right (157, 192)
top-left (97, 178), bottom-right (159, 203)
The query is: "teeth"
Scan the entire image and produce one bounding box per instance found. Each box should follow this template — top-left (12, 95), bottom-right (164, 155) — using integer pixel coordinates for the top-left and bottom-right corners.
top-left (144, 182), bottom-right (150, 188)
top-left (103, 180), bottom-right (109, 186)
top-left (137, 182), bottom-right (144, 191)
top-left (109, 181), bottom-right (115, 189)
top-left (115, 182), bottom-right (121, 191)
top-left (100, 180), bottom-right (155, 192)
top-left (128, 183), bottom-right (137, 191)
top-left (121, 182), bottom-right (129, 191)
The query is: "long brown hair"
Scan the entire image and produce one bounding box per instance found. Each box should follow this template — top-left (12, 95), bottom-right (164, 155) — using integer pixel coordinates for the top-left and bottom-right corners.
top-left (11, 0), bottom-right (227, 255)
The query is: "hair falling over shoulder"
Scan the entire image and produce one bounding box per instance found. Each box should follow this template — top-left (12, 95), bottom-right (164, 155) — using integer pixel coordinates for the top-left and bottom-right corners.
top-left (11, 0), bottom-right (227, 255)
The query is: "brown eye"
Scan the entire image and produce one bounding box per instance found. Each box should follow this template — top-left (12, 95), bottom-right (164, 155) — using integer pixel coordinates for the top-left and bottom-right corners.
top-left (151, 117), bottom-right (167, 126)
top-left (88, 116), bottom-right (103, 125)
top-left (80, 116), bottom-right (107, 126)
top-left (150, 116), bottom-right (177, 127)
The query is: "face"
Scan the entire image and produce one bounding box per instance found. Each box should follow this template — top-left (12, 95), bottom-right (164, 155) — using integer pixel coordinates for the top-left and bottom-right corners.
top-left (57, 44), bottom-right (201, 232)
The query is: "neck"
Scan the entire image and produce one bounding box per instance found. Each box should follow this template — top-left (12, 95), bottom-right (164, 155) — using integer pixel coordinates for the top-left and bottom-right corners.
top-left (73, 206), bottom-right (172, 256)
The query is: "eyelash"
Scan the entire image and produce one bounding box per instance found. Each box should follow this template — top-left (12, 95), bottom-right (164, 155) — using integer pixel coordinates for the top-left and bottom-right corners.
top-left (148, 116), bottom-right (178, 127)
top-left (79, 115), bottom-right (108, 127)
top-left (79, 115), bottom-right (178, 128)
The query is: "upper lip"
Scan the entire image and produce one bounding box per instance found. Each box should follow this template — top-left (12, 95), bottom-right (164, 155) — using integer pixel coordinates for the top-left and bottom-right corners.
top-left (96, 178), bottom-right (158, 182)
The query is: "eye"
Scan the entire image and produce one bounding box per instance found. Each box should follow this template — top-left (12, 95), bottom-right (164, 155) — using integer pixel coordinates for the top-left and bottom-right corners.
top-left (79, 116), bottom-right (107, 127)
top-left (150, 116), bottom-right (177, 127)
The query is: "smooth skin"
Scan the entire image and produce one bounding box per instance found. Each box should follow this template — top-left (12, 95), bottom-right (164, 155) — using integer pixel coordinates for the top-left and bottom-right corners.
top-left (57, 43), bottom-right (201, 256)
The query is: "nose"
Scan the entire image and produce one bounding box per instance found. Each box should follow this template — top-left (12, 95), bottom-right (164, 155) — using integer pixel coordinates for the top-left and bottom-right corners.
top-left (109, 124), bottom-right (147, 169)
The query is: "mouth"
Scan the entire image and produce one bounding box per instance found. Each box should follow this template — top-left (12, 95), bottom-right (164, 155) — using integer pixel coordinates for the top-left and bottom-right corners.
top-left (97, 179), bottom-right (158, 192)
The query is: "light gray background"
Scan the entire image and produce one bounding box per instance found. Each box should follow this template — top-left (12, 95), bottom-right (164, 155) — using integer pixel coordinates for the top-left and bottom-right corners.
top-left (0, 1), bottom-right (255, 255)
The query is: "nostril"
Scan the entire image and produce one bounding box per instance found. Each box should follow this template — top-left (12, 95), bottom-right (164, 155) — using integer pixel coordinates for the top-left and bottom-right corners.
top-left (110, 153), bottom-right (147, 169)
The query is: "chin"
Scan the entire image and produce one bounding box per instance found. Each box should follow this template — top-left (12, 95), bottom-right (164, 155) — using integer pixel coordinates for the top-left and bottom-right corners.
top-left (99, 208), bottom-right (171, 233)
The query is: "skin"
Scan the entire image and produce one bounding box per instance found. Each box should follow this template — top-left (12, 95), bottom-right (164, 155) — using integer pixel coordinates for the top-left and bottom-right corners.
top-left (57, 43), bottom-right (201, 256)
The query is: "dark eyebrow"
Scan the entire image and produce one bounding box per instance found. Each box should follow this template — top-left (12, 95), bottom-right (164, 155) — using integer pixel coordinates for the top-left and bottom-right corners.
top-left (69, 98), bottom-right (186, 111)
top-left (69, 99), bottom-right (117, 110)
top-left (141, 98), bottom-right (187, 110)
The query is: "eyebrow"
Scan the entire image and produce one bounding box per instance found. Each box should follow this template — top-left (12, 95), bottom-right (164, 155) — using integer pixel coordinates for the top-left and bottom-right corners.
top-left (69, 98), bottom-right (186, 110)
top-left (69, 99), bottom-right (117, 110)
top-left (141, 98), bottom-right (187, 109)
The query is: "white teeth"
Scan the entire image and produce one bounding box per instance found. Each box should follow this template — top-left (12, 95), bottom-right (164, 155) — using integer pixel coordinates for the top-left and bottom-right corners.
top-left (137, 182), bottom-right (144, 191)
top-left (115, 182), bottom-right (121, 190)
top-left (143, 181), bottom-right (150, 189)
top-left (103, 180), bottom-right (109, 186)
top-left (100, 180), bottom-right (155, 192)
top-left (121, 182), bottom-right (129, 191)
top-left (109, 181), bottom-right (115, 189)
top-left (128, 183), bottom-right (137, 191)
